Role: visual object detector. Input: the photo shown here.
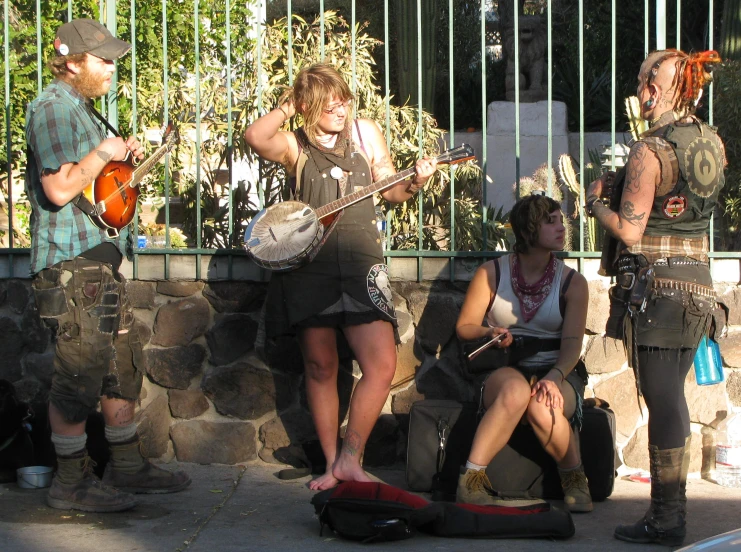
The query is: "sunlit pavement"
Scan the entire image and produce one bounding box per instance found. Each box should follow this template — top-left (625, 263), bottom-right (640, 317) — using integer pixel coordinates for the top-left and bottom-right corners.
top-left (1, 462), bottom-right (740, 552)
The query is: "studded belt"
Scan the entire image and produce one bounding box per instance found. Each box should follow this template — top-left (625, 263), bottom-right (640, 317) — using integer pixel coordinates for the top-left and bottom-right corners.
top-left (653, 277), bottom-right (716, 298)
top-left (652, 257), bottom-right (709, 268)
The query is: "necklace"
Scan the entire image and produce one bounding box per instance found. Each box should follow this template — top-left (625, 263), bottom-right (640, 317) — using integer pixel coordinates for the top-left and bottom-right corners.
top-left (315, 133), bottom-right (337, 147)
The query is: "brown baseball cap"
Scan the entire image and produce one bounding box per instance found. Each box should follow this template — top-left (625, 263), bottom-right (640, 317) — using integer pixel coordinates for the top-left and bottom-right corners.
top-left (54, 19), bottom-right (131, 61)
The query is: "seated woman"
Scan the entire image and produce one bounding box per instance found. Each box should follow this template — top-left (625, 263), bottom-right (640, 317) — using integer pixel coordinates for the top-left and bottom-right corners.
top-left (455, 194), bottom-right (592, 513)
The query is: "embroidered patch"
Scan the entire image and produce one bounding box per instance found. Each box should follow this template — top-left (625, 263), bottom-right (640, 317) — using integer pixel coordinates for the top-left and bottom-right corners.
top-left (367, 264), bottom-right (395, 318)
top-left (684, 137), bottom-right (721, 198)
top-left (662, 195), bottom-right (687, 218)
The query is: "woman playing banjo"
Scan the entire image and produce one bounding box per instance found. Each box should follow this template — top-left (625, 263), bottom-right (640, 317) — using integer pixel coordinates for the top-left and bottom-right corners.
top-left (244, 62), bottom-right (436, 490)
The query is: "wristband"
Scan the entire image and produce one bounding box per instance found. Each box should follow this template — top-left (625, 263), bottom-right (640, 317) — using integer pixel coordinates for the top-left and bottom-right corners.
top-left (585, 195), bottom-right (604, 217)
top-left (277, 106), bottom-right (289, 122)
top-left (550, 367), bottom-right (566, 383)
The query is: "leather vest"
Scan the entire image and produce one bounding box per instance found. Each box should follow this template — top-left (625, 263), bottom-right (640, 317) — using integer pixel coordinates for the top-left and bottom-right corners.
top-left (639, 116), bottom-right (725, 238)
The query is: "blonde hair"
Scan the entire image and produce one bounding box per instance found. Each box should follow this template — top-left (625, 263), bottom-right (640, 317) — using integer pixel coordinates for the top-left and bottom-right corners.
top-left (48, 53), bottom-right (88, 78)
top-left (287, 63), bottom-right (354, 144)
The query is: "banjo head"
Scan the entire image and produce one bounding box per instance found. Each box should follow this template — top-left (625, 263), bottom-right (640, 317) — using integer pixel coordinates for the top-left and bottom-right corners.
top-left (244, 201), bottom-right (323, 271)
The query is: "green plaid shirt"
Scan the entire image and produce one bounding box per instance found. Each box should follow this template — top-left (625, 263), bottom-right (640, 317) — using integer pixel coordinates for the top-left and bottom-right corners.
top-left (24, 79), bottom-right (129, 275)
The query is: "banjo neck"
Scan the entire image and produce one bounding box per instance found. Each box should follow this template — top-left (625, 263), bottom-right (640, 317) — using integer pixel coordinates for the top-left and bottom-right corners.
top-left (313, 167), bottom-right (416, 221)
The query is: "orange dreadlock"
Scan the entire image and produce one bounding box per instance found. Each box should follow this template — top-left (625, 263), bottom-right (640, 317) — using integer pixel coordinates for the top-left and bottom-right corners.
top-left (673, 50), bottom-right (722, 115)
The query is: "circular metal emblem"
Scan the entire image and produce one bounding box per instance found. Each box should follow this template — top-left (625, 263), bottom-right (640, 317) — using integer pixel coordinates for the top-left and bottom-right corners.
top-left (684, 137), bottom-right (720, 198)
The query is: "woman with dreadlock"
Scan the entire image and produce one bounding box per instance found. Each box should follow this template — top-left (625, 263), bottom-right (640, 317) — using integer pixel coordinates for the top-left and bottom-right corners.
top-left (586, 49), bottom-right (725, 546)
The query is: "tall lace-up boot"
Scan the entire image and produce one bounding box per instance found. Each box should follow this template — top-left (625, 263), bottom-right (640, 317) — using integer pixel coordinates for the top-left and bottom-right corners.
top-left (47, 450), bottom-right (137, 512)
top-left (103, 434), bottom-right (191, 494)
top-left (614, 443), bottom-right (687, 546)
top-left (678, 435), bottom-right (691, 521)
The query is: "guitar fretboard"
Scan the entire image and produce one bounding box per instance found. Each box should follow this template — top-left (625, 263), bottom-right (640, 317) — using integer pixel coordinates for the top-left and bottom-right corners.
top-left (130, 139), bottom-right (174, 187)
top-left (314, 167), bottom-right (417, 220)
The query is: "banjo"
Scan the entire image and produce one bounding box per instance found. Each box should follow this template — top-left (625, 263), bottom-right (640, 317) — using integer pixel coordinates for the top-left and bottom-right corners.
top-left (244, 144), bottom-right (475, 272)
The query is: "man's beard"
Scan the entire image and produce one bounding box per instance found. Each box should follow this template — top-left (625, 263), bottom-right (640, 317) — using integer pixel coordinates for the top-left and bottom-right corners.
top-left (72, 64), bottom-right (110, 99)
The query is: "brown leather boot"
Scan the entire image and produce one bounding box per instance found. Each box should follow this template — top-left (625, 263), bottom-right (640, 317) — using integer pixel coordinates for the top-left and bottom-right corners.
top-left (558, 465), bottom-right (593, 513)
top-left (103, 435), bottom-right (191, 494)
top-left (456, 467), bottom-right (501, 506)
top-left (614, 444), bottom-right (687, 546)
top-left (456, 467), bottom-right (546, 507)
top-left (47, 450), bottom-right (137, 512)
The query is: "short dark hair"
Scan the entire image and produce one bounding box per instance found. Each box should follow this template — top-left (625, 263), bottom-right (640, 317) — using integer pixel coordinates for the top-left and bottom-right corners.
top-left (510, 194), bottom-right (561, 254)
top-left (48, 53), bottom-right (87, 78)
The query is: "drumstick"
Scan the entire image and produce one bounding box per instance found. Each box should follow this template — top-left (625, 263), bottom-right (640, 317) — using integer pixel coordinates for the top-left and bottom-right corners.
top-left (467, 333), bottom-right (505, 361)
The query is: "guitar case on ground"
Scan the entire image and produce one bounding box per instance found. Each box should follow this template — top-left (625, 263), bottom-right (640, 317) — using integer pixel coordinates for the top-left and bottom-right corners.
top-left (311, 481), bottom-right (574, 542)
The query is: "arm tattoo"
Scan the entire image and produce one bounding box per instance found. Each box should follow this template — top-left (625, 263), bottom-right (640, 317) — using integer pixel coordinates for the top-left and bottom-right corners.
top-left (96, 150), bottom-right (113, 163)
top-left (341, 429), bottom-right (364, 457)
top-left (625, 142), bottom-right (648, 194)
top-left (560, 336), bottom-right (581, 341)
top-left (371, 154), bottom-right (394, 181)
top-left (79, 167), bottom-right (94, 187)
top-left (619, 201), bottom-right (646, 231)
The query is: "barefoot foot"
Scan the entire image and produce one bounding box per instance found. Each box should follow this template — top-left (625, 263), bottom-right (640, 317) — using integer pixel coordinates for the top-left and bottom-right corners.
top-left (308, 470), bottom-right (340, 491)
top-left (332, 454), bottom-right (373, 484)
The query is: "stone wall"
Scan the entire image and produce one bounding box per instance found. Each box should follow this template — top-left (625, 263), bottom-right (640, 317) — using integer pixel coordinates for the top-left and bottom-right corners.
top-left (2, 266), bottom-right (741, 478)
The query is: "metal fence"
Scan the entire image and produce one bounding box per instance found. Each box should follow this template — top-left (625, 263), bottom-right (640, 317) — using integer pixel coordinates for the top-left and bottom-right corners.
top-left (1, 0), bottom-right (737, 281)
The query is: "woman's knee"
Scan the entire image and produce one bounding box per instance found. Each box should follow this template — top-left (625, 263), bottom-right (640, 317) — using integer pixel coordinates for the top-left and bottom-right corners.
top-left (488, 383), bottom-right (531, 415)
top-left (304, 358), bottom-right (339, 383)
top-left (525, 399), bottom-right (565, 429)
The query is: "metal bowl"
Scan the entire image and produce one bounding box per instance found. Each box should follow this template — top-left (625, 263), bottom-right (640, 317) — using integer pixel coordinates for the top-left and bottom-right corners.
top-left (16, 466), bottom-right (54, 489)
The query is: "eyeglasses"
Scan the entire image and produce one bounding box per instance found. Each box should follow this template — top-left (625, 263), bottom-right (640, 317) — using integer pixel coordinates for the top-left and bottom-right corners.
top-left (323, 99), bottom-right (352, 115)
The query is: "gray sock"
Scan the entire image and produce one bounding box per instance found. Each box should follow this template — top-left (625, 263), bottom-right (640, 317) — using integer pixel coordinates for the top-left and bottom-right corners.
top-left (105, 423), bottom-right (138, 444)
top-left (465, 460), bottom-right (487, 471)
top-left (558, 462), bottom-right (583, 473)
top-left (51, 433), bottom-right (87, 457)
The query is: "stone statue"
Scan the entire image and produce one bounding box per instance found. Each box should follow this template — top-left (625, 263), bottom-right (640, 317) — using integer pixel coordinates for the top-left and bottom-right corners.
top-left (503, 15), bottom-right (547, 102)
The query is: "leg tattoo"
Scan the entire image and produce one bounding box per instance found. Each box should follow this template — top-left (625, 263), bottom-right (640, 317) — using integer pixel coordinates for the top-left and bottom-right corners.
top-left (341, 429), bottom-right (363, 457)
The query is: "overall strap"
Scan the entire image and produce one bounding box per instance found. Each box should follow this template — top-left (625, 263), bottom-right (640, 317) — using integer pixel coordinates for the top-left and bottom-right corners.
top-left (354, 119), bottom-right (369, 158)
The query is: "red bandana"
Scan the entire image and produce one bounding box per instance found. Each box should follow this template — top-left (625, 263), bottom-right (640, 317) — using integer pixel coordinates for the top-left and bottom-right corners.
top-left (511, 254), bottom-right (558, 322)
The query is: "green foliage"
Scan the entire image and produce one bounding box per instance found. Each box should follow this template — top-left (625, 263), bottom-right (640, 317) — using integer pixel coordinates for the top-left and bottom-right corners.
top-left (714, 60), bottom-right (741, 251)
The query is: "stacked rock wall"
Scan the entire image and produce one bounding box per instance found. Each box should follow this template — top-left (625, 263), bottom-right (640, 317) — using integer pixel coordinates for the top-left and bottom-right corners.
top-left (2, 272), bottom-right (741, 477)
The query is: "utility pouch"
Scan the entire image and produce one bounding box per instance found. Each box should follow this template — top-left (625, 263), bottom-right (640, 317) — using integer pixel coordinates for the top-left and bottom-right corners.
top-left (629, 267), bottom-right (654, 312)
top-left (461, 335), bottom-right (561, 375)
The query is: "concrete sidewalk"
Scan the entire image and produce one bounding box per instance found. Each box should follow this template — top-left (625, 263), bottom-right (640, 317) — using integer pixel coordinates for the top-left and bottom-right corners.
top-left (1, 461), bottom-right (740, 552)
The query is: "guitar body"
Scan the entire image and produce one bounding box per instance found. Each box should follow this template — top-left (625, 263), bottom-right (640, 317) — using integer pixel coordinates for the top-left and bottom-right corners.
top-left (82, 161), bottom-right (140, 231)
top-left (77, 123), bottom-right (177, 234)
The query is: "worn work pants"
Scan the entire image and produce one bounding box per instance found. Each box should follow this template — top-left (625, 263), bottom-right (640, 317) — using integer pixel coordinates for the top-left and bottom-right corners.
top-left (31, 257), bottom-right (143, 423)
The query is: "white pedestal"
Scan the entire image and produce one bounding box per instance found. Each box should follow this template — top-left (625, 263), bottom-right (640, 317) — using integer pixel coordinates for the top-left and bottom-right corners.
top-left (485, 100), bottom-right (569, 213)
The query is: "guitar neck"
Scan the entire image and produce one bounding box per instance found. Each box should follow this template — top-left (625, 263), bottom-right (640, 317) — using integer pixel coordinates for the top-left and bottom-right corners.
top-left (314, 167), bottom-right (417, 219)
top-left (130, 144), bottom-right (171, 187)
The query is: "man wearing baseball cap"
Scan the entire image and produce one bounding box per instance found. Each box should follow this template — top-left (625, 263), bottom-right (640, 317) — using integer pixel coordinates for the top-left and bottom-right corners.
top-left (25, 18), bottom-right (191, 514)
